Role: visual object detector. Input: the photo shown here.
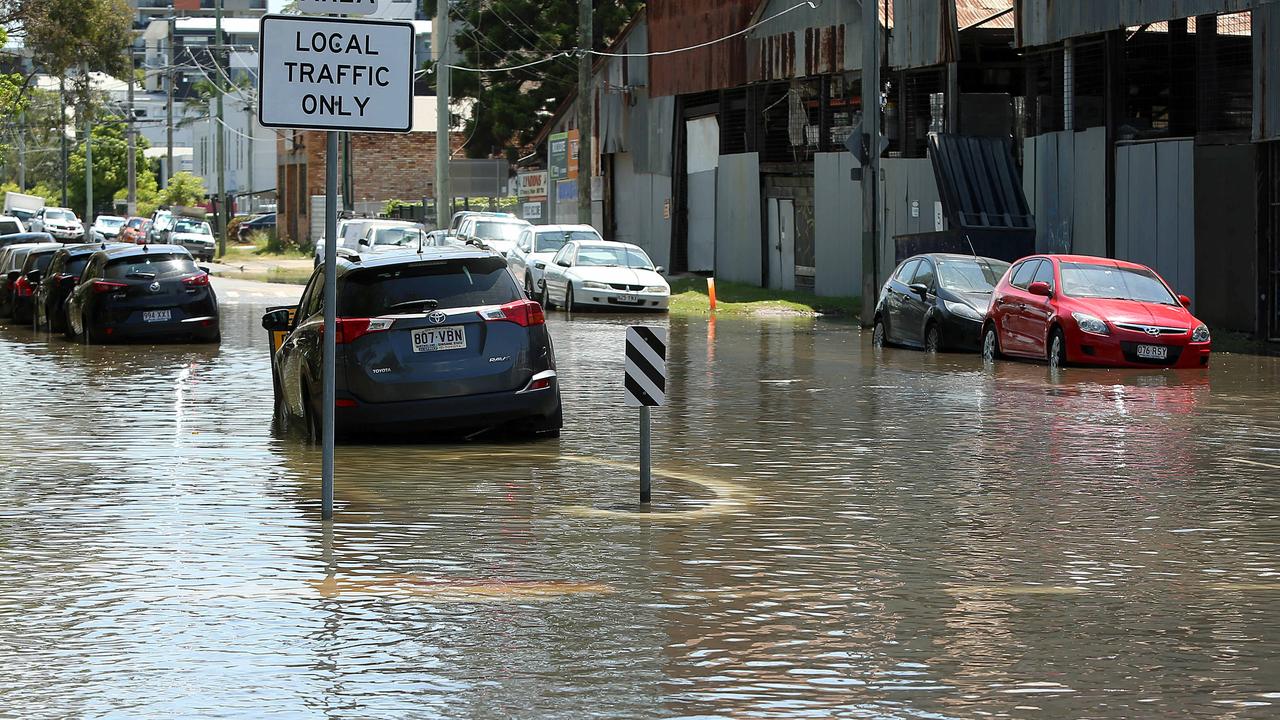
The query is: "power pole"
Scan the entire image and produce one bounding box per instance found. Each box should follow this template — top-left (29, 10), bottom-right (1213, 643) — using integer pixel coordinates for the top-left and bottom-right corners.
top-left (84, 111), bottom-right (93, 237)
top-left (17, 109), bottom-right (25, 191)
top-left (245, 99), bottom-right (254, 214)
top-left (859, 0), bottom-right (881, 327)
top-left (166, 16), bottom-right (175, 188)
top-left (127, 52), bottom-right (137, 216)
top-left (577, 0), bottom-right (592, 225)
top-left (434, 0), bottom-right (451, 229)
top-left (60, 77), bottom-right (68, 206)
top-left (215, 0), bottom-right (227, 256)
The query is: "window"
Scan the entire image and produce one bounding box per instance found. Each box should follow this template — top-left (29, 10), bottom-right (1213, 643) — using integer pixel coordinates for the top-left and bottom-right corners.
top-left (473, 222), bottom-right (526, 242)
top-left (1010, 260), bottom-right (1041, 289)
top-left (1059, 262), bottom-right (1177, 305)
top-left (551, 246), bottom-right (572, 266)
top-left (895, 259), bottom-right (921, 282)
top-left (1032, 260), bottom-right (1056, 290)
top-left (536, 230), bottom-right (597, 253)
top-left (339, 258), bottom-right (522, 316)
top-left (910, 259), bottom-right (937, 289)
top-left (105, 254), bottom-right (198, 280)
top-left (574, 245), bottom-right (655, 269)
top-left (0, 219), bottom-right (21, 235)
top-left (937, 258), bottom-right (1010, 292)
top-left (300, 269), bottom-right (325, 320)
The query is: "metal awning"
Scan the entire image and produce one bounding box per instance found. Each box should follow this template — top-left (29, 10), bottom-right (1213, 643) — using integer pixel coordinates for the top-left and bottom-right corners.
top-left (928, 133), bottom-right (1034, 231)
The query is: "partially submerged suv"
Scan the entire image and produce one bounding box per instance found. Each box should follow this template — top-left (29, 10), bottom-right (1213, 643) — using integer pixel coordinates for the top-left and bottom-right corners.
top-left (263, 247), bottom-right (562, 440)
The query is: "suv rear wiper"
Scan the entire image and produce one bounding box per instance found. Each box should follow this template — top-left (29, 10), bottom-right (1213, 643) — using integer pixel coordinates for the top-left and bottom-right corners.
top-left (127, 272), bottom-right (156, 280)
top-left (388, 298), bottom-right (440, 312)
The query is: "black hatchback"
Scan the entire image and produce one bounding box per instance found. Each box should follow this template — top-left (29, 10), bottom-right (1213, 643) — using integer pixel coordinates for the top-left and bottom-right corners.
top-left (9, 244), bottom-right (65, 324)
top-left (872, 253), bottom-right (1010, 352)
top-left (34, 243), bottom-right (125, 333)
top-left (63, 244), bottom-right (220, 343)
top-left (263, 248), bottom-right (562, 440)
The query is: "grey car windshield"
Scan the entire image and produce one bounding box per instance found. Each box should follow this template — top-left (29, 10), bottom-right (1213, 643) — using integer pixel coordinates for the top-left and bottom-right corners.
top-left (174, 221), bottom-right (211, 235)
top-left (46, 210), bottom-right (74, 222)
top-left (536, 231), bottom-right (596, 253)
top-left (1060, 262), bottom-right (1178, 304)
top-left (576, 246), bottom-right (654, 269)
top-left (105, 254), bottom-right (199, 279)
top-left (371, 227), bottom-right (425, 246)
top-left (474, 222), bottom-right (525, 242)
top-left (340, 257), bottom-right (522, 315)
top-left (937, 258), bottom-right (1010, 293)
top-left (98, 217), bottom-right (126, 229)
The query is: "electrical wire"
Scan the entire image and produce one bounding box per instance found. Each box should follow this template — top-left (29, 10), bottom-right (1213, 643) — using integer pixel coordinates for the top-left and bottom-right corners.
top-left (588, 1), bottom-right (820, 58)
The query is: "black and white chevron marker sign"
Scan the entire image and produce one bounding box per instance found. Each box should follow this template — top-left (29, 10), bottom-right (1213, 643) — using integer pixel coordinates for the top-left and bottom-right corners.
top-left (625, 326), bottom-right (667, 407)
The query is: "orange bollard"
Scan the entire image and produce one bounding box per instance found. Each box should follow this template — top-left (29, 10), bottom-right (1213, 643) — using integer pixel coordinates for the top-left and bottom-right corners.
top-left (707, 277), bottom-right (718, 312)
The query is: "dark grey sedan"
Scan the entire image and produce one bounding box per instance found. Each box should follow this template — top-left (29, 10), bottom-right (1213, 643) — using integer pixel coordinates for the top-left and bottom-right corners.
top-left (263, 248), bottom-right (562, 441)
top-left (873, 253), bottom-right (1010, 352)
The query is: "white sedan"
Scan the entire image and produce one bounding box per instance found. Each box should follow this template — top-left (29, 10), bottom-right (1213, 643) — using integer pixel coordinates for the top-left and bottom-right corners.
top-left (508, 224), bottom-right (602, 297)
top-left (538, 241), bottom-right (670, 312)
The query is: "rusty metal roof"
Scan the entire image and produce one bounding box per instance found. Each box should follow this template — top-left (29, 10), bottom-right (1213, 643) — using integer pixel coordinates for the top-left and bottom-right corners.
top-left (882, 0), bottom-right (1015, 31)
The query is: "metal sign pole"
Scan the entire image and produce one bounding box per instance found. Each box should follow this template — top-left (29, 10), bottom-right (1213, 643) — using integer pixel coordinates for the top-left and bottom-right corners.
top-left (640, 406), bottom-right (652, 504)
top-left (322, 130), bottom-right (338, 520)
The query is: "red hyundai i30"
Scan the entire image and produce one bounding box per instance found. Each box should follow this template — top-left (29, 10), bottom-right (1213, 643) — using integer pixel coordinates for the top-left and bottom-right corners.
top-left (982, 255), bottom-right (1211, 369)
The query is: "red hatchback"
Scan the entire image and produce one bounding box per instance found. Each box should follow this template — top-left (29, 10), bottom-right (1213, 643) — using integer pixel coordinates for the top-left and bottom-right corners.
top-left (982, 255), bottom-right (1211, 369)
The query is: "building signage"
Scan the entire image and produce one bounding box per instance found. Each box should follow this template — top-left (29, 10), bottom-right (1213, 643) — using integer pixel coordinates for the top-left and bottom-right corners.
top-left (522, 202), bottom-right (543, 221)
top-left (549, 133), bottom-right (570, 181)
top-left (296, 0), bottom-right (379, 15)
top-left (517, 171), bottom-right (548, 199)
top-left (257, 15), bottom-right (414, 133)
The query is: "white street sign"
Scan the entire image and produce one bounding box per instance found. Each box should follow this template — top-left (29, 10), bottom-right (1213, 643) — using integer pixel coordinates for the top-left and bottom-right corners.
top-left (258, 15), bottom-right (414, 133)
top-left (297, 0), bottom-right (379, 15)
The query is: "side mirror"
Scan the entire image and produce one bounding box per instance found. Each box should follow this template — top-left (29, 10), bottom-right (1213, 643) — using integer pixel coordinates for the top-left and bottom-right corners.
top-left (537, 278), bottom-right (546, 289)
top-left (908, 282), bottom-right (930, 298)
top-left (655, 266), bottom-right (666, 274)
top-left (358, 238), bottom-right (370, 247)
top-left (198, 265), bottom-right (211, 274)
top-left (1028, 281), bottom-right (1053, 298)
top-left (1178, 294), bottom-right (1192, 309)
top-left (557, 259), bottom-right (571, 268)
top-left (27, 270), bottom-right (42, 283)
top-left (261, 307), bottom-right (294, 331)
top-left (6, 270), bottom-right (19, 283)
top-left (533, 261), bottom-right (546, 270)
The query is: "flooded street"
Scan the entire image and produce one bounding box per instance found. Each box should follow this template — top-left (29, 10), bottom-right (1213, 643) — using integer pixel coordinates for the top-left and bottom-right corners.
top-left (1, 277), bottom-right (1279, 719)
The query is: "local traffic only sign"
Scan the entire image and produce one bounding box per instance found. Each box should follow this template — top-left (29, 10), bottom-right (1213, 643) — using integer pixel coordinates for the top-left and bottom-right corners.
top-left (258, 15), bottom-right (414, 132)
top-left (625, 327), bottom-right (667, 505)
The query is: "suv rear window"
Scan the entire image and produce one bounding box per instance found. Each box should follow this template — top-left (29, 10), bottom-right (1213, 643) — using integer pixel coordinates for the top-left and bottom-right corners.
top-left (340, 257), bottom-right (522, 316)
top-left (0, 220), bottom-right (21, 235)
top-left (105, 253), bottom-right (198, 279)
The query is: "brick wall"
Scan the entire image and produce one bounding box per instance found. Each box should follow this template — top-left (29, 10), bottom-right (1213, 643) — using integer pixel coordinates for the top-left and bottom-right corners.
top-left (280, 129), bottom-right (468, 245)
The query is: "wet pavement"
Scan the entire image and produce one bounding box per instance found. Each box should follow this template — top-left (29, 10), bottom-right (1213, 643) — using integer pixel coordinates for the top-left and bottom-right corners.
top-left (1, 277), bottom-right (1279, 718)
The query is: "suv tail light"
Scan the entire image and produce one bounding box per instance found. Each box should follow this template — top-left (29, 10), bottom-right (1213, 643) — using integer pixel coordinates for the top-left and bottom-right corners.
top-left (92, 280), bottom-right (128, 294)
top-left (480, 299), bottom-right (545, 327)
top-left (182, 273), bottom-right (210, 287)
top-left (12, 276), bottom-right (32, 297)
top-left (331, 317), bottom-right (395, 344)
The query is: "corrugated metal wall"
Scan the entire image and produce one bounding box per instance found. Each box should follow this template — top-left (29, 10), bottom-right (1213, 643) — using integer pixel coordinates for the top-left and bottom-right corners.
top-left (649, 0), bottom-right (756, 97)
top-left (611, 151), bottom-right (674, 271)
top-left (745, 0), bottom-right (862, 81)
top-left (1115, 139), bottom-right (1196, 299)
top-left (1254, 4), bottom-right (1280, 141)
top-left (891, 0), bottom-right (960, 69)
top-left (715, 153), bottom-right (764, 285)
top-left (1016, 0), bottom-right (1258, 47)
top-left (1022, 128), bottom-right (1107, 256)
top-left (880, 159), bottom-right (943, 279)
top-left (814, 152), bottom-right (863, 297)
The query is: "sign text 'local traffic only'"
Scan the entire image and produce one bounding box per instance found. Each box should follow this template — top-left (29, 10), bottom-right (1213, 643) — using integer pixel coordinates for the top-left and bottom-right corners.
top-left (258, 15), bottom-right (414, 133)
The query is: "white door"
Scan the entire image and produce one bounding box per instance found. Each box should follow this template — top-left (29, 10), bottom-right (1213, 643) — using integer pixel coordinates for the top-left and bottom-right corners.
top-left (775, 199), bottom-right (796, 291)
top-left (767, 199), bottom-right (781, 288)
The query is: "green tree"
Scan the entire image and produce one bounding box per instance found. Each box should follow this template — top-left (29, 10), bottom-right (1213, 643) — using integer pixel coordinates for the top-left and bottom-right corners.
top-left (114, 163), bottom-right (162, 217)
top-left (161, 172), bottom-right (208, 208)
top-left (15, 0), bottom-right (133, 78)
top-left (428, 0), bottom-right (643, 160)
top-left (66, 117), bottom-right (154, 216)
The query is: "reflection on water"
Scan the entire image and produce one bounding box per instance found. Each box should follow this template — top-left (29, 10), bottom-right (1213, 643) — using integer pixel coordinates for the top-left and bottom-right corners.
top-left (1, 301), bottom-right (1278, 719)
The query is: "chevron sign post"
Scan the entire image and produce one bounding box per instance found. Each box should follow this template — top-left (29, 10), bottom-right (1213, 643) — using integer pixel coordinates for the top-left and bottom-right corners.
top-left (625, 326), bottom-right (666, 504)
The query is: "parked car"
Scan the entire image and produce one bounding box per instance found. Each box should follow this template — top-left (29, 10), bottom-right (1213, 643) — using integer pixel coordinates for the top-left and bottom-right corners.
top-left (982, 254), bottom-right (1211, 369)
top-left (423, 230), bottom-right (461, 249)
top-left (0, 214), bottom-right (26, 236)
top-left (148, 209), bottom-right (174, 243)
top-left (261, 248), bottom-right (561, 440)
top-left (237, 213), bottom-right (276, 242)
top-left (357, 221), bottom-right (428, 254)
top-left (872, 253), bottom-right (1011, 352)
top-left (90, 215), bottom-right (128, 242)
top-left (456, 215), bottom-right (531, 258)
top-left (0, 232), bottom-right (54, 250)
top-left (9, 244), bottom-right (65, 324)
top-left (449, 210), bottom-right (516, 234)
top-left (35, 243), bottom-right (124, 333)
top-left (63, 244), bottom-right (220, 344)
top-left (0, 243), bottom-right (59, 318)
top-left (119, 217), bottom-right (150, 244)
top-left (171, 218), bottom-right (217, 261)
top-left (29, 207), bottom-right (84, 241)
top-left (509, 225), bottom-right (603, 298)
top-left (538, 241), bottom-right (669, 312)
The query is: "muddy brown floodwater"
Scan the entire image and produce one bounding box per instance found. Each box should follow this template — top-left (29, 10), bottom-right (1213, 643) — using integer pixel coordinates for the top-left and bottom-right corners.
top-left (1, 278), bottom-right (1278, 719)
